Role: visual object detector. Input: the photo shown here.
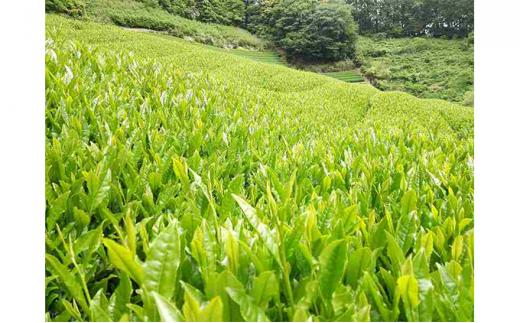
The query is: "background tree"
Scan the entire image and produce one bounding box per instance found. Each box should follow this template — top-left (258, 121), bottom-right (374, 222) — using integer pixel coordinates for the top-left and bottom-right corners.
top-left (421, 0), bottom-right (474, 37)
top-left (245, 0), bottom-right (358, 62)
top-left (275, 0), bottom-right (358, 61)
top-left (245, 0), bottom-right (282, 38)
top-left (345, 0), bottom-right (473, 37)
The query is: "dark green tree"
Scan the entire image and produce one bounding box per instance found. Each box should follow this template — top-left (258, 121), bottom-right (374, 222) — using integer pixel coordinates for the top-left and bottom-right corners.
top-left (244, 0), bottom-right (358, 61)
top-left (245, 0), bottom-right (281, 37)
top-left (272, 0), bottom-right (358, 61)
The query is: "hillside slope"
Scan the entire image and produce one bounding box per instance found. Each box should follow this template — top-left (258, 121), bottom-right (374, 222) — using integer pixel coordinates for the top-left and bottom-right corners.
top-left (45, 15), bottom-right (473, 322)
top-left (84, 0), bottom-right (266, 49)
top-left (358, 36), bottom-right (474, 104)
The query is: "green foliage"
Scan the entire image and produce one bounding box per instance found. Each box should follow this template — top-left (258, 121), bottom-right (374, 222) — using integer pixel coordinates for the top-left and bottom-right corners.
top-left (157, 0), bottom-right (245, 26)
top-left (252, 0), bottom-right (358, 62)
top-left (85, 0), bottom-right (265, 49)
top-left (346, 0), bottom-right (473, 38)
top-left (45, 16), bottom-right (473, 321)
top-left (291, 59), bottom-right (355, 73)
top-left (358, 36), bottom-right (474, 103)
top-left (46, 0), bottom-right (85, 17)
top-left (244, 0), bottom-right (279, 37)
top-left (158, 0), bottom-right (198, 19)
top-left (362, 60), bottom-right (390, 80)
top-left (196, 0), bottom-right (245, 26)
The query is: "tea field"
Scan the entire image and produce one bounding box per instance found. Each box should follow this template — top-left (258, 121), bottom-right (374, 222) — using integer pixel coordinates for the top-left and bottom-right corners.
top-left (45, 15), bottom-right (473, 322)
top-left (322, 71), bottom-right (365, 83)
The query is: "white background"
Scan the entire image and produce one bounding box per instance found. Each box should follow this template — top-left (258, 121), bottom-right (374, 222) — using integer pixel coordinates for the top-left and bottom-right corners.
top-left (0, 0), bottom-right (519, 322)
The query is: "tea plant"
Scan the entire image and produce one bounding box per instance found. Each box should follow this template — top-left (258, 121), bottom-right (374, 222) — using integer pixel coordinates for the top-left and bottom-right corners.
top-left (45, 16), bottom-right (473, 322)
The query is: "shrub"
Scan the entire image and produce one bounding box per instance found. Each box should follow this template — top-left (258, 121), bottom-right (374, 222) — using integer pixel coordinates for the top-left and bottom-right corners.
top-left (158, 0), bottom-right (245, 26)
top-left (158, 0), bottom-right (198, 19)
top-left (362, 60), bottom-right (390, 81)
top-left (45, 0), bottom-right (85, 17)
top-left (365, 48), bottom-right (387, 58)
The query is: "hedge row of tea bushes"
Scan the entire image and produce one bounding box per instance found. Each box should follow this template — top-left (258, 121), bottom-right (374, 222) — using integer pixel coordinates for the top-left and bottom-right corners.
top-left (84, 0), bottom-right (267, 49)
top-left (45, 16), bottom-right (473, 321)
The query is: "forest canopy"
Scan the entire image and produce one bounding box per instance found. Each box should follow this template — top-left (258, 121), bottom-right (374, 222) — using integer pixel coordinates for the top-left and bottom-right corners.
top-left (345, 0), bottom-right (474, 37)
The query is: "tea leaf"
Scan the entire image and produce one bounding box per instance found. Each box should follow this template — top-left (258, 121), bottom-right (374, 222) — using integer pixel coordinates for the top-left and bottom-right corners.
top-left (151, 291), bottom-right (184, 322)
top-left (103, 239), bottom-right (144, 285)
top-left (319, 239), bottom-right (347, 299)
top-left (144, 220), bottom-right (181, 299)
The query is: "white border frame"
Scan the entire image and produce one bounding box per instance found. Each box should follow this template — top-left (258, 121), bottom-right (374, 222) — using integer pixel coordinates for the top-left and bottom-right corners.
top-left (1, 0), bottom-right (520, 322)
top-left (0, 1), bottom-right (45, 322)
top-left (475, 0), bottom-right (520, 322)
